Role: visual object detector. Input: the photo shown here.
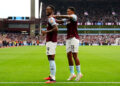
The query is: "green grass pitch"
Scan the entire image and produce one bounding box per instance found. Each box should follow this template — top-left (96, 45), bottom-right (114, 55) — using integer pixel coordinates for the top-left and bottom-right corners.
top-left (0, 46), bottom-right (120, 86)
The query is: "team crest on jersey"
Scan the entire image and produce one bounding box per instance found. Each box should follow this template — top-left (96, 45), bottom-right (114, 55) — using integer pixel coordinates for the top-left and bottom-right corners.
top-left (50, 19), bottom-right (54, 23)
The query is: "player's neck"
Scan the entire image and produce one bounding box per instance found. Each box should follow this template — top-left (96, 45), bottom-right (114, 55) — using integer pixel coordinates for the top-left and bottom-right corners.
top-left (48, 14), bottom-right (54, 18)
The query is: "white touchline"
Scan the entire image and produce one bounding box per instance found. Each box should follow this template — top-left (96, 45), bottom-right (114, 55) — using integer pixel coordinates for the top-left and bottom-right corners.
top-left (0, 82), bottom-right (120, 84)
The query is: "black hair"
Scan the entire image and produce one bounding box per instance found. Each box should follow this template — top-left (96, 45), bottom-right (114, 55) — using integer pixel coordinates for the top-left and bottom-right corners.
top-left (48, 5), bottom-right (55, 11)
top-left (68, 7), bottom-right (75, 12)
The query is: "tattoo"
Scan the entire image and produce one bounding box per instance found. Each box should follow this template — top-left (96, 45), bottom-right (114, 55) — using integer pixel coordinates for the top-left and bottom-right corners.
top-left (47, 25), bottom-right (58, 33)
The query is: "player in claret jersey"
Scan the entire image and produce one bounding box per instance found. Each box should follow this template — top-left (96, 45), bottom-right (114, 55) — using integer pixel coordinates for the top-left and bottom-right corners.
top-left (54, 7), bottom-right (83, 81)
top-left (41, 5), bottom-right (58, 83)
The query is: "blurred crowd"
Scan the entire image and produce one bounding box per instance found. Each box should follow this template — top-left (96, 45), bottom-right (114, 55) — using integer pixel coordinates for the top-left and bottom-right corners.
top-left (0, 33), bottom-right (120, 48)
top-left (42, 1), bottom-right (120, 24)
top-left (58, 35), bottom-right (120, 46)
top-left (78, 3), bottom-right (120, 23)
top-left (0, 33), bottom-right (46, 48)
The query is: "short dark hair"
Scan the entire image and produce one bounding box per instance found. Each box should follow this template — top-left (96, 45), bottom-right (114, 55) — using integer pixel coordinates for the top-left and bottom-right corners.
top-left (48, 5), bottom-right (55, 11)
top-left (68, 7), bottom-right (75, 12)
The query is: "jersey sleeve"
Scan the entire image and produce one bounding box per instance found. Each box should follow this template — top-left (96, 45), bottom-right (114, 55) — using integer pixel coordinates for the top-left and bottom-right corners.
top-left (62, 18), bottom-right (67, 23)
top-left (48, 17), bottom-right (57, 26)
top-left (71, 14), bottom-right (77, 21)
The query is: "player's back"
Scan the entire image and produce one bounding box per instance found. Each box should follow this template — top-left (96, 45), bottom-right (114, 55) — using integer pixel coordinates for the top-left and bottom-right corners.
top-left (66, 14), bottom-right (79, 39)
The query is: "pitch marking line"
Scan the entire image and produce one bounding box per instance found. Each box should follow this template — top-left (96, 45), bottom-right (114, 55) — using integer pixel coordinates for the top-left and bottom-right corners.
top-left (0, 82), bottom-right (120, 84)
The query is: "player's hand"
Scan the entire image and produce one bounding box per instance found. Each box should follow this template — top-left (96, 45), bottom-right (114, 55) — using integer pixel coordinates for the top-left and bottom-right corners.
top-left (41, 30), bottom-right (47, 35)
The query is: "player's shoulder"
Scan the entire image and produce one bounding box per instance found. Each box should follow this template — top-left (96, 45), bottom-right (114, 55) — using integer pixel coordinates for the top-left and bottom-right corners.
top-left (48, 17), bottom-right (56, 23)
top-left (71, 14), bottom-right (77, 21)
top-left (71, 14), bottom-right (77, 18)
top-left (48, 16), bottom-right (56, 26)
top-left (48, 17), bottom-right (55, 21)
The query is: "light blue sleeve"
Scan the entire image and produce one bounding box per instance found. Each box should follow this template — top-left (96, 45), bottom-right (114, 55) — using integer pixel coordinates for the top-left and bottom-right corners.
top-left (48, 17), bottom-right (56, 26)
top-left (71, 14), bottom-right (77, 21)
top-left (62, 19), bottom-right (67, 23)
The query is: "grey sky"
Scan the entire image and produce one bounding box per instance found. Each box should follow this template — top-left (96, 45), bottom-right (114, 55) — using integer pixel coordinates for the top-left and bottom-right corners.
top-left (0, 0), bottom-right (39, 18)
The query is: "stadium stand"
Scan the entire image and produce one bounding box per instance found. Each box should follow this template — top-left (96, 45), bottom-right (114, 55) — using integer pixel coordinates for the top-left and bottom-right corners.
top-left (0, 0), bottom-right (120, 48)
top-left (0, 33), bottom-right (120, 48)
top-left (41, 0), bottom-right (120, 25)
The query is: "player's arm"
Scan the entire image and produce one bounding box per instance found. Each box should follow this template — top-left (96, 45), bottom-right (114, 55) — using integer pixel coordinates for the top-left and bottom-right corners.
top-left (42, 25), bottom-right (58, 35)
top-left (56, 19), bottom-right (64, 24)
top-left (42, 17), bottom-right (58, 35)
top-left (47, 25), bottom-right (58, 33)
top-left (54, 15), bottom-right (73, 19)
top-left (54, 15), bottom-right (77, 22)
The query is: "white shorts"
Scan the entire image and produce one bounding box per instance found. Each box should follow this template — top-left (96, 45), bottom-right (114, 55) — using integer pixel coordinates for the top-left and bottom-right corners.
top-left (66, 37), bottom-right (79, 53)
top-left (46, 41), bottom-right (57, 55)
